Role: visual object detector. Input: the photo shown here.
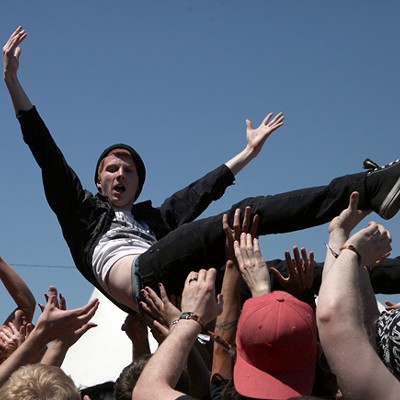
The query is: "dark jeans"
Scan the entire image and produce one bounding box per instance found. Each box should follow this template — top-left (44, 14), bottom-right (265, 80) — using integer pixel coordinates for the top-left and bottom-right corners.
top-left (267, 257), bottom-right (400, 295)
top-left (138, 171), bottom-right (367, 295)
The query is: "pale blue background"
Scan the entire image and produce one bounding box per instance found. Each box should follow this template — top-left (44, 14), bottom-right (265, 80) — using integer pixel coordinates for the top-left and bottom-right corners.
top-left (0, 1), bottom-right (399, 321)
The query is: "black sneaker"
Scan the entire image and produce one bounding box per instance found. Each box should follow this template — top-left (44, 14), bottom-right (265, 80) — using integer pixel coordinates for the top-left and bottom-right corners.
top-left (364, 158), bottom-right (400, 219)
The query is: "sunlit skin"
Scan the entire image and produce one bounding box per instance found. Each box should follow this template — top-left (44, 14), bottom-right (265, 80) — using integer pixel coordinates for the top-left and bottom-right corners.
top-left (96, 154), bottom-right (139, 211)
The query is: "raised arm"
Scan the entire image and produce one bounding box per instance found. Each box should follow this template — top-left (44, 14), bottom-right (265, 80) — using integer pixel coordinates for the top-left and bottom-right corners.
top-left (317, 219), bottom-right (398, 399)
top-left (211, 207), bottom-right (259, 384)
top-left (40, 288), bottom-right (97, 367)
top-left (3, 26), bottom-right (33, 113)
top-left (234, 232), bottom-right (271, 297)
top-left (133, 269), bottom-right (223, 400)
top-left (3, 27), bottom-right (94, 239)
top-left (0, 257), bottom-right (35, 326)
top-left (0, 286), bottom-right (99, 386)
top-left (225, 112), bottom-right (284, 176)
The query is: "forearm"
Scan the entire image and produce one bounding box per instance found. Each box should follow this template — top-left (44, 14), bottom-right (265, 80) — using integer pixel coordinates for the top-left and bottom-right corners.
top-left (133, 320), bottom-right (200, 400)
top-left (40, 341), bottom-right (68, 367)
top-left (211, 262), bottom-right (240, 379)
top-left (224, 146), bottom-right (255, 176)
top-left (0, 257), bottom-right (35, 321)
top-left (4, 71), bottom-right (33, 113)
top-left (318, 250), bottom-right (362, 329)
top-left (160, 164), bottom-right (234, 228)
top-left (322, 227), bottom-right (349, 282)
top-left (186, 346), bottom-right (210, 398)
top-left (132, 335), bottom-right (151, 360)
top-left (318, 252), bottom-right (398, 399)
top-left (358, 267), bottom-right (380, 344)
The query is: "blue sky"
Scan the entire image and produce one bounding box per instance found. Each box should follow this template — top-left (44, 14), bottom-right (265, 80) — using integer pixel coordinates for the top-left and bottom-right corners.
top-left (0, 1), bottom-right (400, 321)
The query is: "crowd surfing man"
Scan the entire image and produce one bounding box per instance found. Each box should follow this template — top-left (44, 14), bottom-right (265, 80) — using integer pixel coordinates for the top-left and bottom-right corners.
top-left (4, 27), bottom-right (400, 314)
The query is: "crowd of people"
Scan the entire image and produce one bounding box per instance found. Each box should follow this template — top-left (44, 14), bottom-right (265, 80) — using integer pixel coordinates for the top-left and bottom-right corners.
top-left (2, 26), bottom-right (400, 399)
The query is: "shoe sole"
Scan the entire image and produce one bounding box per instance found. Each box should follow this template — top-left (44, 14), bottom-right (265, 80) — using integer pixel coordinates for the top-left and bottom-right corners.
top-left (379, 176), bottom-right (400, 219)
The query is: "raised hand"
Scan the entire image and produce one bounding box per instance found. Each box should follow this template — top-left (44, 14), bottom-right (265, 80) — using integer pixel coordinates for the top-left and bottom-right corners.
top-left (245, 112), bottom-right (284, 157)
top-left (0, 321), bottom-right (32, 351)
top-left (343, 222), bottom-right (392, 268)
top-left (384, 301), bottom-right (400, 311)
top-left (233, 233), bottom-right (271, 297)
top-left (122, 313), bottom-right (151, 357)
top-left (181, 269), bottom-right (223, 326)
top-left (36, 286), bottom-right (99, 343)
top-left (270, 246), bottom-right (314, 297)
top-left (48, 289), bottom-right (97, 349)
top-left (329, 191), bottom-right (371, 237)
top-left (3, 26), bottom-right (27, 76)
top-left (223, 206), bottom-right (259, 263)
top-left (140, 283), bottom-right (181, 328)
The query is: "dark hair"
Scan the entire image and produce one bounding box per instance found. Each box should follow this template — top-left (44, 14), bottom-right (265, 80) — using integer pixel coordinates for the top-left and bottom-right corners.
top-left (115, 355), bottom-right (152, 400)
top-left (79, 381), bottom-right (115, 400)
top-left (115, 353), bottom-right (190, 400)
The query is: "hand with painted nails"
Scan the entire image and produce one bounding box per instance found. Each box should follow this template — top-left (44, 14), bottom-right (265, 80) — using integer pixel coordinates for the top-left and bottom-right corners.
top-left (140, 283), bottom-right (181, 328)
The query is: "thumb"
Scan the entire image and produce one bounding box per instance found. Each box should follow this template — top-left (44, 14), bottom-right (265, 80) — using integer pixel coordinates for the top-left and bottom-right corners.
top-left (216, 294), bottom-right (224, 315)
top-left (15, 47), bottom-right (22, 60)
top-left (270, 267), bottom-right (287, 285)
top-left (246, 119), bottom-right (253, 130)
top-left (348, 191), bottom-right (360, 211)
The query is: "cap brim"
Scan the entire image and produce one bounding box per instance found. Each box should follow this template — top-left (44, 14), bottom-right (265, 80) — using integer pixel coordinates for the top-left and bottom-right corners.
top-left (234, 347), bottom-right (316, 399)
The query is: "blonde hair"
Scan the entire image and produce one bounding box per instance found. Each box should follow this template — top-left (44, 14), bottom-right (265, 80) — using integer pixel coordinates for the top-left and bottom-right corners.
top-left (0, 363), bottom-right (80, 400)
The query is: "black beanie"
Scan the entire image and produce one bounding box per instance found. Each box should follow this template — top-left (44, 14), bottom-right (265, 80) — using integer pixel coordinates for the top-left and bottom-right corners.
top-left (94, 143), bottom-right (146, 201)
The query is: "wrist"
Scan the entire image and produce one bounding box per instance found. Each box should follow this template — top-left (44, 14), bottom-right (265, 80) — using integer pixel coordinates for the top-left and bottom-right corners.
top-left (340, 244), bottom-right (362, 265)
top-left (25, 326), bottom-right (49, 348)
top-left (166, 311), bottom-right (182, 327)
top-left (326, 242), bottom-right (362, 265)
top-left (243, 144), bottom-right (257, 161)
top-left (328, 227), bottom-right (349, 243)
top-left (47, 340), bottom-right (69, 354)
top-left (178, 312), bottom-right (205, 331)
top-left (3, 71), bottom-right (18, 82)
top-left (250, 286), bottom-right (271, 297)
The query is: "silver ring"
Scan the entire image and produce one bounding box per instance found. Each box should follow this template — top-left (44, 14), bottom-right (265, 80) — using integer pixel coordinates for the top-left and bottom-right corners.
top-left (372, 230), bottom-right (380, 237)
top-left (189, 278), bottom-right (198, 284)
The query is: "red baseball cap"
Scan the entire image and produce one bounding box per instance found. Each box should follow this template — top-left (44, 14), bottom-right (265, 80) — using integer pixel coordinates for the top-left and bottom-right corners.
top-left (234, 291), bottom-right (317, 399)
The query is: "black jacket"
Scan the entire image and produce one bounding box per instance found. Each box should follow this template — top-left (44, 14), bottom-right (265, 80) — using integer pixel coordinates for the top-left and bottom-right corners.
top-left (18, 107), bottom-right (235, 313)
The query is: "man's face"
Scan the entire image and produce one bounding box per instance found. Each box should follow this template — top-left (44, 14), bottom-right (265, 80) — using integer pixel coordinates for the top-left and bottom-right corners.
top-left (96, 154), bottom-right (139, 210)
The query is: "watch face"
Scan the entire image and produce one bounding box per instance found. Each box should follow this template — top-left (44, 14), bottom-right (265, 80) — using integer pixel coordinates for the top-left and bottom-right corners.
top-left (180, 312), bottom-right (191, 320)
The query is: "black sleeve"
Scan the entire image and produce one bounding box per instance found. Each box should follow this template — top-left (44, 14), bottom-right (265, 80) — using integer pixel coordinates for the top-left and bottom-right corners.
top-left (159, 164), bottom-right (235, 230)
top-left (17, 106), bottom-right (91, 227)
